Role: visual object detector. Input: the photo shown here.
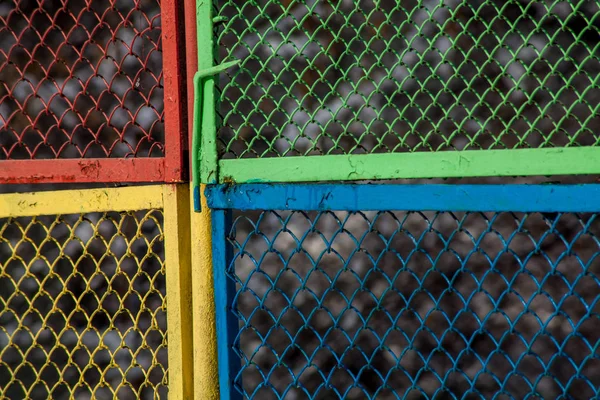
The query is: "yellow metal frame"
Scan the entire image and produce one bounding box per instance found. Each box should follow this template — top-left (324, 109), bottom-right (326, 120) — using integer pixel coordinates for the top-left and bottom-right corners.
top-left (0, 186), bottom-right (164, 218)
top-left (0, 184), bottom-right (211, 400)
top-left (163, 185), bottom-right (195, 400)
top-left (191, 184), bottom-right (219, 399)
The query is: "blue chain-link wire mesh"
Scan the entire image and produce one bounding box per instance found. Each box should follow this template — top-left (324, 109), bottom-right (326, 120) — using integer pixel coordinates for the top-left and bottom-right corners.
top-left (225, 210), bottom-right (600, 399)
top-left (215, 1), bottom-right (600, 159)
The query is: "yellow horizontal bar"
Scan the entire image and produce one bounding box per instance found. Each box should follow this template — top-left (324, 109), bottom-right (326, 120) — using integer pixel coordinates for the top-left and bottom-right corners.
top-left (0, 185), bottom-right (164, 218)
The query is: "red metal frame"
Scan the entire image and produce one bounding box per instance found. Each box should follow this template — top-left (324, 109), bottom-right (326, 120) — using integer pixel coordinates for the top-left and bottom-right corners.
top-left (1, 159), bottom-right (164, 184)
top-left (0, 0), bottom-right (188, 184)
top-left (185, 0), bottom-right (198, 154)
top-left (163, 0), bottom-right (188, 183)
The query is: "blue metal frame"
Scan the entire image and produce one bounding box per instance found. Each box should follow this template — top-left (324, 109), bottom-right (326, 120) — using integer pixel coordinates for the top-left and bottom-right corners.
top-left (212, 209), bottom-right (243, 400)
top-left (205, 184), bottom-right (600, 212)
top-left (209, 183), bottom-right (600, 399)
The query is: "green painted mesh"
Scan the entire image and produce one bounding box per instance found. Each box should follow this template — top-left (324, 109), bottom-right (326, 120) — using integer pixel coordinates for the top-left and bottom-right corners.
top-left (215, 1), bottom-right (600, 158)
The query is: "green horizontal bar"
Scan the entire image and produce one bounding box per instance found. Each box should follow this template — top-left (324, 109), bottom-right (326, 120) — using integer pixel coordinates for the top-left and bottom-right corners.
top-left (218, 147), bottom-right (600, 183)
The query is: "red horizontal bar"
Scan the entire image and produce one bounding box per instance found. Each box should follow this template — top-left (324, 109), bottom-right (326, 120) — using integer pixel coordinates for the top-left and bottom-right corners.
top-left (0, 158), bottom-right (168, 184)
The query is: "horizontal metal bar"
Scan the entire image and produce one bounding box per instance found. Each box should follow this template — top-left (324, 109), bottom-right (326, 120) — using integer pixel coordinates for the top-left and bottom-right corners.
top-left (0, 158), bottom-right (169, 184)
top-left (205, 184), bottom-right (600, 212)
top-left (0, 185), bottom-right (164, 217)
top-left (218, 147), bottom-right (600, 183)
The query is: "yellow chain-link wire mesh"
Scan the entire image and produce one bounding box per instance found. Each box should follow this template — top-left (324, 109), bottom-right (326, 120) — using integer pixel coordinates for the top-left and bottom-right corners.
top-left (0, 210), bottom-right (167, 399)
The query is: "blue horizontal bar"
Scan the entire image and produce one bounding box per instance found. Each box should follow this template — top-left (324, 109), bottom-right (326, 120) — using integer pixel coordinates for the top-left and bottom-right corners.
top-left (205, 184), bottom-right (600, 212)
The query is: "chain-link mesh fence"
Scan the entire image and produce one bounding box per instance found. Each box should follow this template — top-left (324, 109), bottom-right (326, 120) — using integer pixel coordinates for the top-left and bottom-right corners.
top-left (216, 1), bottom-right (600, 159)
top-left (0, 210), bottom-right (167, 399)
top-left (225, 209), bottom-right (600, 399)
top-left (0, 0), bottom-right (164, 160)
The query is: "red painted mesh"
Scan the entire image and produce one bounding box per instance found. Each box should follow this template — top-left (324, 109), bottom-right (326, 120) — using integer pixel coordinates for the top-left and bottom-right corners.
top-left (0, 0), bottom-right (164, 160)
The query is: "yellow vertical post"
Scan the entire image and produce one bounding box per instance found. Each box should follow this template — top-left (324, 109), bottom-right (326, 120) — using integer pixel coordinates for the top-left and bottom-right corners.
top-left (191, 183), bottom-right (220, 399)
top-left (163, 184), bottom-right (194, 400)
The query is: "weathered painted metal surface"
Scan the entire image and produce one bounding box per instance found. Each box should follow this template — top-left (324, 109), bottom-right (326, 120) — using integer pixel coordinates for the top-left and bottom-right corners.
top-left (194, 0), bottom-right (218, 189)
top-left (1, 159), bottom-right (166, 184)
top-left (217, 147), bottom-right (600, 184)
top-left (0, 185), bottom-right (164, 217)
top-left (162, 0), bottom-right (189, 183)
top-left (211, 209), bottom-right (242, 400)
top-left (190, 184), bottom-right (221, 400)
top-left (205, 183), bottom-right (600, 212)
top-left (163, 184), bottom-right (194, 400)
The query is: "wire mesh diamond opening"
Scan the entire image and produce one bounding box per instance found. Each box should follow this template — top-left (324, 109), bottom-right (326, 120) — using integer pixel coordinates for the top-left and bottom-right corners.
top-left (0, 0), bottom-right (164, 160)
top-left (216, 1), bottom-right (600, 159)
top-left (225, 209), bottom-right (600, 399)
top-left (0, 210), bottom-right (167, 399)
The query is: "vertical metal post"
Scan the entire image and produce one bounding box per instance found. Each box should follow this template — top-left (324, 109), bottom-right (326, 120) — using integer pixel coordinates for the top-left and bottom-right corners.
top-left (194, 0), bottom-right (219, 189)
top-left (212, 209), bottom-right (243, 400)
top-left (162, 0), bottom-right (188, 182)
top-left (190, 184), bottom-right (221, 400)
top-left (163, 184), bottom-right (194, 399)
top-left (188, 0), bottom-right (221, 398)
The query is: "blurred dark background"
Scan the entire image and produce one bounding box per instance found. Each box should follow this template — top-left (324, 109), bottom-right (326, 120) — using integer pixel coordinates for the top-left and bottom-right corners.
top-left (3, 0), bottom-right (600, 399)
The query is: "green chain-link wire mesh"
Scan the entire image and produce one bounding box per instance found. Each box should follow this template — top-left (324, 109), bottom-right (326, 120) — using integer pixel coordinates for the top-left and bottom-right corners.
top-left (216, 1), bottom-right (600, 158)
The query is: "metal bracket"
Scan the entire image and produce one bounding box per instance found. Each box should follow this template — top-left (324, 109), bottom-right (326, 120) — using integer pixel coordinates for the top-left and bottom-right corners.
top-left (192, 59), bottom-right (241, 212)
top-left (196, 59), bottom-right (240, 80)
top-left (212, 16), bottom-right (228, 24)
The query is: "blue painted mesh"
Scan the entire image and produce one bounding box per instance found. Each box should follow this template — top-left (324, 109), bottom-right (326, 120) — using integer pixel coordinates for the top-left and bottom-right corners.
top-left (226, 210), bottom-right (600, 399)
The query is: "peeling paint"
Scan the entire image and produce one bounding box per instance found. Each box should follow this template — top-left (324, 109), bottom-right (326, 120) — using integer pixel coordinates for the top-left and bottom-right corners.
top-left (1, 159), bottom-right (166, 184)
top-left (216, 147), bottom-right (600, 183)
top-left (0, 186), bottom-right (164, 218)
top-left (204, 184), bottom-right (600, 213)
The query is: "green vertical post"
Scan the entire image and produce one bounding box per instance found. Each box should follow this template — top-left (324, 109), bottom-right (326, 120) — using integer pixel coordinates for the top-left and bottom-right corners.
top-left (194, 0), bottom-right (218, 190)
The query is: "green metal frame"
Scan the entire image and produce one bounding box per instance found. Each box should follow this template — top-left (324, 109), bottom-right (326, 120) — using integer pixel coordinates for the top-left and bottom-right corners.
top-left (194, 1), bottom-right (600, 185)
top-left (192, 0), bottom-right (220, 198)
top-left (218, 147), bottom-right (600, 183)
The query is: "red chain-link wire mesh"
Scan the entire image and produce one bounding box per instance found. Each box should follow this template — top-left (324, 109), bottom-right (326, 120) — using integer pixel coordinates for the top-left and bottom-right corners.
top-left (0, 0), bottom-right (164, 160)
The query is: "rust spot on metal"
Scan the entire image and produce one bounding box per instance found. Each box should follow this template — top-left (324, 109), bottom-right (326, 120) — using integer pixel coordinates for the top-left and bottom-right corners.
top-left (79, 160), bottom-right (101, 177)
top-left (222, 176), bottom-right (236, 184)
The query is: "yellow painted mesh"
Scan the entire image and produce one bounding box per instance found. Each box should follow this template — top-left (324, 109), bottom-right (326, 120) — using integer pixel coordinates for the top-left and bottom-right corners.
top-left (0, 210), bottom-right (167, 399)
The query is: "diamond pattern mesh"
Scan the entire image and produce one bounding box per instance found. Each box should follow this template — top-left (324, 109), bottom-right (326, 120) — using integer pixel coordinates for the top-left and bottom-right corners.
top-left (216, 1), bottom-right (600, 158)
top-left (0, 0), bottom-right (164, 159)
top-left (0, 210), bottom-right (167, 399)
top-left (226, 210), bottom-right (600, 399)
